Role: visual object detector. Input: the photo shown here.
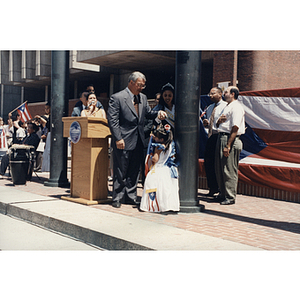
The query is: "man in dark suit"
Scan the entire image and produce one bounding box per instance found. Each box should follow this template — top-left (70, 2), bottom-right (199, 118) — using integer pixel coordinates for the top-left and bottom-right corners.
top-left (107, 71), bottom-right (166, 208)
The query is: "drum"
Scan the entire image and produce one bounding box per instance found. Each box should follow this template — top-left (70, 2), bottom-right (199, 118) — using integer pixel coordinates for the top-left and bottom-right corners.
top-left (9, 144), bottom-right (35, 185)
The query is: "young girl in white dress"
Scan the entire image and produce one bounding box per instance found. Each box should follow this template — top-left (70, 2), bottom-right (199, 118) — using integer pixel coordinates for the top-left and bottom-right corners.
top-left (140, 123), bottom-right (180, 213)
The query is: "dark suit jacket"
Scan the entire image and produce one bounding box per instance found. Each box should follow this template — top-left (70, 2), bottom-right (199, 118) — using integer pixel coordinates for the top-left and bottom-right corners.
top-left (107, 88), bottom-right (158, 151)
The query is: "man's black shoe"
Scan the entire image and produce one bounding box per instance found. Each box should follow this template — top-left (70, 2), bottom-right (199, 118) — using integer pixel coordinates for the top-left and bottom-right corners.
top-left (112, 201), bottom-right (121, 208)
top-left (220, 199), bottom-right (235, 205)
top-left (210, 195), bottom-right (224, 203)
top-left (207, 190), bottom-right (219, 197)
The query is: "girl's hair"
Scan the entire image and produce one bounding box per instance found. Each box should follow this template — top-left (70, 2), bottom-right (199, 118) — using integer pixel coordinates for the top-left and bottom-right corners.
top-left (152, 123), bottom-right (173, 150)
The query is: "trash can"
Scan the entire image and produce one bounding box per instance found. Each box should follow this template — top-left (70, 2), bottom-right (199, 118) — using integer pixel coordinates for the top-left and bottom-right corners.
top-left (9, 145), bottom-right (34, 185)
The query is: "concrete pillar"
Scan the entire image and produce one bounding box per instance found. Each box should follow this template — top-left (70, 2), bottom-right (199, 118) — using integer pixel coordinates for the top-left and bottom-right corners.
top-left (0, 84), bottom-right (3, 118)
top-left (44, 51), bottom-right (69, 187)
top-left (175, 51), bottom-right (204, 213)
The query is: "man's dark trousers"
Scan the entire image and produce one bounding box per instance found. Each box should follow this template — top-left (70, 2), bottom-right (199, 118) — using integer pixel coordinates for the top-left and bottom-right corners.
top-left (204, 133), bottom-right (219, 193)
top-left (112, 136), bottom-right (144, 204)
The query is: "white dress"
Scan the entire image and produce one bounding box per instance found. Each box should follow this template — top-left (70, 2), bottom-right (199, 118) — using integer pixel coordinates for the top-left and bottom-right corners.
top-left (140, 141), bottom-right (180, 213)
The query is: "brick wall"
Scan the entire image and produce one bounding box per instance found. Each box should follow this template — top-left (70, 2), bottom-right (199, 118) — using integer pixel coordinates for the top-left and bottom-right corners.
top-left (250, 51), bottom-right (300, 90)
top-left (213, 51), bottom-right (235, 87)
top-left (213, 50), bottom-right (300, 92)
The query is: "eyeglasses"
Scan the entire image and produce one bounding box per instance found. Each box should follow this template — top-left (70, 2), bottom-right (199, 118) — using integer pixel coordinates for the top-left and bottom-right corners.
top-left (136, 83), bottom-right (146, 89)
top-left (208, 92), bottom-right (216, 97)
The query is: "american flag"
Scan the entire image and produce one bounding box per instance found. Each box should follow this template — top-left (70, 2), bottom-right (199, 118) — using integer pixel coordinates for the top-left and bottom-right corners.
top-left (17, 102), bottom-right (32, 123)
top-left (0, 128), bottom-right (7, 150)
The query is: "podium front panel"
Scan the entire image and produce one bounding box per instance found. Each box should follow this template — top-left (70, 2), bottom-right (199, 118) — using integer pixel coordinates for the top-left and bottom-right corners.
top-left (71, 137), bottom-right (108, 200)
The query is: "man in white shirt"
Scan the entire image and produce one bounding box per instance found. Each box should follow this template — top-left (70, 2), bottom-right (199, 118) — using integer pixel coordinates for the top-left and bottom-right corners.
top-left (203, 87), bottom-right (227, 197)
top-left (215, 86), bottom-right (245, 205)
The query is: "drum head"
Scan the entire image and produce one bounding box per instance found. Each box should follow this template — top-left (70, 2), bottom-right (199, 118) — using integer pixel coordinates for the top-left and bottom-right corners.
top-left (10, 144), bottom-right (34, 150)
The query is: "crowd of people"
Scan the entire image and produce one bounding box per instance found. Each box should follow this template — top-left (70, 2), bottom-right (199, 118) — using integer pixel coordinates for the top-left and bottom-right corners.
top-left (0, 72), bottom-right (245, 212)
top-left (0, 101), bottom-right (52, 178)
top-left (106, 71), bottom-right (245, 212)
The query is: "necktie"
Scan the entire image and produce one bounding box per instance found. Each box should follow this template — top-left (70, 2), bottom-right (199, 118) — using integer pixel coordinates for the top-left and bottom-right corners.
top-left (208, 103), bottom-right (217, 138)
top-left (134, 95), bottom-right (139, 117)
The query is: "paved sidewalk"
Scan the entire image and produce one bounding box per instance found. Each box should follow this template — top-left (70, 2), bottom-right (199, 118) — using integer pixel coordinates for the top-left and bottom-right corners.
top-left (0, 170), bottom-right (300, 250)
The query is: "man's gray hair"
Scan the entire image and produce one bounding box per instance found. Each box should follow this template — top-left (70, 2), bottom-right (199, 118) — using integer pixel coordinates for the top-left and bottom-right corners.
top-left (128, 71), bottom-right (146, 83)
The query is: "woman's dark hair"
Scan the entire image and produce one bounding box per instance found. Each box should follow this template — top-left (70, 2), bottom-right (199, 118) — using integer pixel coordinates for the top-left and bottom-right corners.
top-left (87, 91), bottom-right (96, 100)
top-left (152, 123), bottom-right (173, 150)
top-left (159, 83), bottom-right (175, 108)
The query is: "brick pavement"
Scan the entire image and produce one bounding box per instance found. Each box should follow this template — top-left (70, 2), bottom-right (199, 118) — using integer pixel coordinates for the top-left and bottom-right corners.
top-left (1, 170), bottom-right (299, 250)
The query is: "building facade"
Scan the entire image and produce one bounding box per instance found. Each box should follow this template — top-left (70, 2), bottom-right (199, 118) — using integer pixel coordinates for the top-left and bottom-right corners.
top-left (1, 50), bottom-right (300, 120)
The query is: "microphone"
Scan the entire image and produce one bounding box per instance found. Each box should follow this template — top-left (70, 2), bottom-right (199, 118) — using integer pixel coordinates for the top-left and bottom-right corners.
top-left (87, 100), bottom-right (96, 108)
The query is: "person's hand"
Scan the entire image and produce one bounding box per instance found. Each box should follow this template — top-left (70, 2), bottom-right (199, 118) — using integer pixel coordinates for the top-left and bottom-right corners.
top-left (158, 110), bottom-right (167, 120)
top-left (216, 114), bottom-right (227, 127)
top-left (223, 145), bottom-right (230, 157)
top-left (202, 118), bottom-right (209, 127)
top-left (116, 139), bottom-right (125, 150)
top-left (89, 103), bottom-right (95, 112)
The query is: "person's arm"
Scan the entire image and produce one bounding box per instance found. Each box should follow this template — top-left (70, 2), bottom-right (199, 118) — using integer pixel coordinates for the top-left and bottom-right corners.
top-left (7, 114), bottom-right (13, 128)
top-left (145, 101), bottom-right (166, 121)
top-left (96, 108), bottom-right (106, 119)
top-left (223, 125), bottom-right (238, 157)
top-left (35, 115), bottom-right (47, 127)
top-left (216, 114), bottom-right (227, 127)
top-left (99, 108), bottom-right (106, 119)
top-left (40, 127), bottom-right (48, 140)
top-left (107, 95), bottom-right (123, 149)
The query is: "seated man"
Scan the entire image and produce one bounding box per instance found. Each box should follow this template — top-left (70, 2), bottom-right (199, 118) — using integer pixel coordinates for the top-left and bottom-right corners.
top-left (0, 122), bottom-right (40, 178)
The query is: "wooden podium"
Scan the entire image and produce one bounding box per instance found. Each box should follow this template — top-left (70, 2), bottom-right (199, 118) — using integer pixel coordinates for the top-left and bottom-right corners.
top-left (61, 117), bottom-right (111, 205)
